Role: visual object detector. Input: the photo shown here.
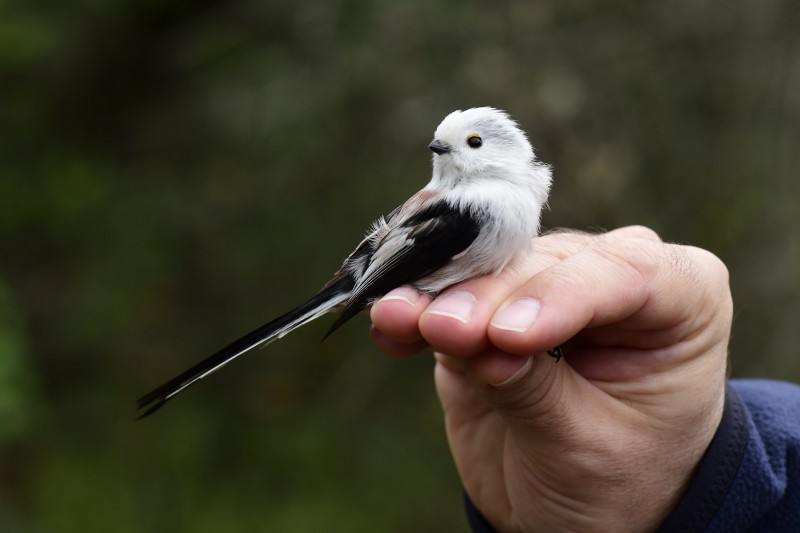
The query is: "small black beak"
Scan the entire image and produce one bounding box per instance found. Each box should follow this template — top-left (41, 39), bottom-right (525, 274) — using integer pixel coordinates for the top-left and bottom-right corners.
top-left (428, 139), bottom-right (451, 155)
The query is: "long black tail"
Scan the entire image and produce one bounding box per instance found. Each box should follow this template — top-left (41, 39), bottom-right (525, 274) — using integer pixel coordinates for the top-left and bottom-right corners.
top-left (136, 277), bottom-right (353, 418)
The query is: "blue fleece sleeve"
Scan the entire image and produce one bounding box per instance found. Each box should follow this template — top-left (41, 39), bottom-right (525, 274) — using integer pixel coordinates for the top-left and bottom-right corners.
top-left (466, 379), bottom-right (800, 532)
top-left (702, 379), bottom-right (800, 532)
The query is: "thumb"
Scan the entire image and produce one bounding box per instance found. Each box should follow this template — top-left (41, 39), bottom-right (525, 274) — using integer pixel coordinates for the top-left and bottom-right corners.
top-left (461, 348), bottom-right (579, 438)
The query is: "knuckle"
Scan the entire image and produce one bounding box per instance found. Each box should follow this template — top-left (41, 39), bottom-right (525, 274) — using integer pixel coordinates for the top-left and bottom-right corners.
top-left (542, 263), bottom-right (591, 296)
top-left (539, 228), bottom-right (598, 248)
top-left (589, 236), bottom-right (661, 283)
top-left (609, 225), bottom-right (661, 241)
top-left (664, 244), bottom-right (700, 282)
top-left (684, 246), bottom-right (731, 294)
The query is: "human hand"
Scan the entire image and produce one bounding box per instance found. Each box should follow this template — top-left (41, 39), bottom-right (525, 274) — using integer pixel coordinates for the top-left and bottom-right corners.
top-left (370, 226), bottom-right (732, 532)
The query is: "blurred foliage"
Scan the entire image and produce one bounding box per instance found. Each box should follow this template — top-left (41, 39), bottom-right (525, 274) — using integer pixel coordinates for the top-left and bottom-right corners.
top-left (0, 0), bottom-right (798, 531)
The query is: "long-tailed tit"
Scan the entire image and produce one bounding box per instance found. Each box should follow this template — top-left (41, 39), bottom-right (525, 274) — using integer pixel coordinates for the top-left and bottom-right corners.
top-left (137, 107), bottom-right (554, 418)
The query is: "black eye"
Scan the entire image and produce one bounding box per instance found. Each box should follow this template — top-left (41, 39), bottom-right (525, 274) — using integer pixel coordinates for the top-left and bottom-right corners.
top-left (467, 135), bottom-right (482, 148)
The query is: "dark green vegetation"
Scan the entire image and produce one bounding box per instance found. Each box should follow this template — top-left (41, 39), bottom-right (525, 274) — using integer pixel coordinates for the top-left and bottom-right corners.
top-left (1, 1), bottom-right (798, 530)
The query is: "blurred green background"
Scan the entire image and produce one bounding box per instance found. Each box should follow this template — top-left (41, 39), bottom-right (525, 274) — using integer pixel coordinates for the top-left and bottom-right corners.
top-left (1, 0), bottom-right (798, 531)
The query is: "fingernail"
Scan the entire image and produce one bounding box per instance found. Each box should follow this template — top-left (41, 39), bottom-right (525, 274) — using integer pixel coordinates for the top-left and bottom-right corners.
top-left (424, 291), bottom-right (475, 324)
top-left (492, 356), bottom-right (534, 388)
top-left (381, 287), bottom-right (422, 307)
top-left (491, 298), bottom-right (541, 332)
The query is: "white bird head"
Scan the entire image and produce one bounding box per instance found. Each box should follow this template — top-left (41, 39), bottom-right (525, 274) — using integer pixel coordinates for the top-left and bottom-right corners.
top-left (428, 107), bottom-right (540, 186)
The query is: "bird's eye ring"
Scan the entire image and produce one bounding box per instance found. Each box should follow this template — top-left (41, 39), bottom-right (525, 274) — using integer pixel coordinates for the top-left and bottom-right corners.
top-left (467, 134), bottom-right (482, 148)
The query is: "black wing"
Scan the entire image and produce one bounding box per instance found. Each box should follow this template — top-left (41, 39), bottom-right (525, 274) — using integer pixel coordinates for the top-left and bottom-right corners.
top-left (324, 200), bottom-right (480, 336)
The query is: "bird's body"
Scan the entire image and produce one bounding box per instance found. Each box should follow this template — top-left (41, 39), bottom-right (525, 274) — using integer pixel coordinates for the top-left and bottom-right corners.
top-left (137, 107), bottom-right (552, 417)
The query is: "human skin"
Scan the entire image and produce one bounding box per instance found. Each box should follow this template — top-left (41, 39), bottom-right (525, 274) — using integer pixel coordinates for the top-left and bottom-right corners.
top-left (369, 226), bottom-right (732, 532)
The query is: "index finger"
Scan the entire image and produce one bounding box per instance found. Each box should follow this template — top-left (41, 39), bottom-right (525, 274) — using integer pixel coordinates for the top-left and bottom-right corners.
top-left (414, 230), bottom-right (597, 357)
top-left (487, 234), bottom-right (733, 364)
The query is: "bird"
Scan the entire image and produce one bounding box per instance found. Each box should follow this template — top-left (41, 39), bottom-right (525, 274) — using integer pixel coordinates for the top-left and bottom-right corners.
top-left (137, 107), bottom-right (554, 418)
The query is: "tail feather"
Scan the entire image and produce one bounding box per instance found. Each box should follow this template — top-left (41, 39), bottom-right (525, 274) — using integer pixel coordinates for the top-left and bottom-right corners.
top-left (136, 277), bottom-right (353, 418)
